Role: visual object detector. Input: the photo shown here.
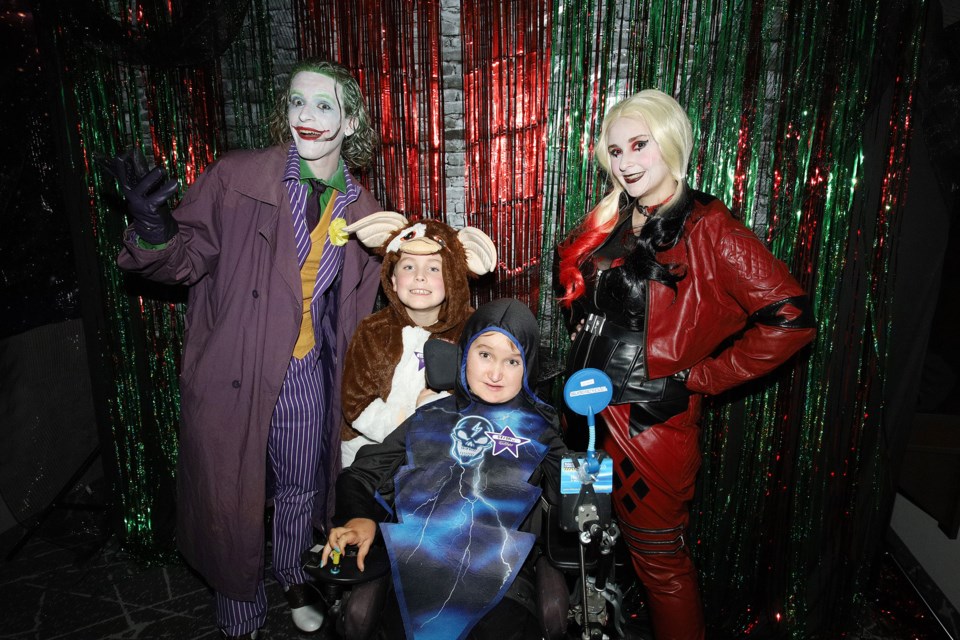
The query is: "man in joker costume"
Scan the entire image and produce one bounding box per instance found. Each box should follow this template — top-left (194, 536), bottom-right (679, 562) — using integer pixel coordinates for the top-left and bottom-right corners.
top-left (110, 59), bottom-right (382, 639)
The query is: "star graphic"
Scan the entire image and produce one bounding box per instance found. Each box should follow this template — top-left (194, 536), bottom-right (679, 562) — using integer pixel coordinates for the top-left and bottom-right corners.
top-left (485, 426), bottom-right (530, 458)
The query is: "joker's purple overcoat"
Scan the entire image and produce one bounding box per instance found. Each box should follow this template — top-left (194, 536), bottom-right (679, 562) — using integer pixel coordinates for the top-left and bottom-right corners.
top-left (117, 145), bottom-right (381, 599)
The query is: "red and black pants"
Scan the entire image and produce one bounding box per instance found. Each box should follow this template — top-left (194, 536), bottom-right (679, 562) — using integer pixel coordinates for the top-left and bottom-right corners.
top-left (600, 398), bottom-right (706, 640)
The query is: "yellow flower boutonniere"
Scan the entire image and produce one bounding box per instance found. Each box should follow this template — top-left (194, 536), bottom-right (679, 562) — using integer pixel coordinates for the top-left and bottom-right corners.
top-left (328, 217), bottom-right (348, 247)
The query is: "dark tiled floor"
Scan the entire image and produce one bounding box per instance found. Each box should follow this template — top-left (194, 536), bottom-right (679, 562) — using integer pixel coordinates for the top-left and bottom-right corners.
top-left (0, 536), bottom-right (294, 639)
top-left (0, 485), bottom-right (954, 640)
top-left (0, 500), bottom-right (299, 640)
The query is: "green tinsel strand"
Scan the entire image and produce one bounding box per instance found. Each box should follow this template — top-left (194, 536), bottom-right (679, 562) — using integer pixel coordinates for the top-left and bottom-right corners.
top-left (782, 1), bottom-right (857, 631)
top-left (539, 0), bottom-right (585, 349)
top-left (50, 0), bottom-right (277, 560)
top-left (538, 0), bottom-right (624, 367)
top-left (255, 0), bottom-right (276, 148)
top-left (225, 0), bottom-right (274, 150)
top-left (538, 0), bottom-right (572, 354)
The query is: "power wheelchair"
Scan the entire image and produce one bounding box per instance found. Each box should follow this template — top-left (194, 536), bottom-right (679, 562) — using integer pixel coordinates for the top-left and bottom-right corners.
top-left (300, 358), bottom-right (641, 639)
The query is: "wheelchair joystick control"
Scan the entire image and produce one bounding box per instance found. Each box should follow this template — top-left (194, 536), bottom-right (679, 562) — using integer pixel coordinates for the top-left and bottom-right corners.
top-left (330, 547), bottom-right (341, 575)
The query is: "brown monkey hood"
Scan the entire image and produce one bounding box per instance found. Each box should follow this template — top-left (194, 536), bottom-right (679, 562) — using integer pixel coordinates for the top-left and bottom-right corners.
top-left (378, 219), bottom-right (475, 340)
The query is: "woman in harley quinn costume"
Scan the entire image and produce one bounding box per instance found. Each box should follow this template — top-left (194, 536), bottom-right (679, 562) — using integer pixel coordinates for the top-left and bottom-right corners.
top-left (556, 89), bottom-right (816, 639)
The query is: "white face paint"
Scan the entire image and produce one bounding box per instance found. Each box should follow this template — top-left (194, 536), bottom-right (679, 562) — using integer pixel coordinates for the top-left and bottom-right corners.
top-left (287, 71), bottom-right (356, 179)
top-left (606, 116), bottom-right (676, 207)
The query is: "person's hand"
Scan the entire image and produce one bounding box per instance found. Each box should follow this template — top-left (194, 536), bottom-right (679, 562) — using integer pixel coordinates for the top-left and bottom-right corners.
top-left (321, 518), bottom-right (377, 572)
top-left (103, 148), bottom-right (179, 245)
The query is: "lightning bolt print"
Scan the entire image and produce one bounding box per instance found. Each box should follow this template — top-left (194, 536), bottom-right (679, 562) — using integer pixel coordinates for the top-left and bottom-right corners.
top-left (379, 395), bottom-right (549, 640)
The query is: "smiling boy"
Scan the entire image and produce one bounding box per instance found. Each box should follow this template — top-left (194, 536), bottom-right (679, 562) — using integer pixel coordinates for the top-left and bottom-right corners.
top-left (340, 216), bottom-right (496, 468)
top-left (391, 252), bottom-right (446, 324)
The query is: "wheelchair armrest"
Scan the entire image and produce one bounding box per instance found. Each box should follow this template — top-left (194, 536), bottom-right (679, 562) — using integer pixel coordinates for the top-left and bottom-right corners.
top-left (302, 544), bottom-right (391, 585)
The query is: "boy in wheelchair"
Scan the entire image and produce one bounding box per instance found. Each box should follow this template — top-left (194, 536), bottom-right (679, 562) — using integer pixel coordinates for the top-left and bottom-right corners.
top-left (316, 298), bottom-right (570, 639)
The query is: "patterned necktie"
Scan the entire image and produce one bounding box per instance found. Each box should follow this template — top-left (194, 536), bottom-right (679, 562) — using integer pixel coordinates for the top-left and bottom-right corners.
top-left (305, 179), bottom-right (327, 232)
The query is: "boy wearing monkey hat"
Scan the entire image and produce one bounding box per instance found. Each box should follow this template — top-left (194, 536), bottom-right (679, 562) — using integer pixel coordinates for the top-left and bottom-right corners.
top-left (339, 212), bottom-right (497, 467)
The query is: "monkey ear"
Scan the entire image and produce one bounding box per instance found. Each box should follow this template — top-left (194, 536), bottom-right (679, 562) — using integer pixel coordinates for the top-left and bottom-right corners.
top-left (457, 227), bottom-right (497, 275)
top-left (343, 211), bottom-right (409, 249)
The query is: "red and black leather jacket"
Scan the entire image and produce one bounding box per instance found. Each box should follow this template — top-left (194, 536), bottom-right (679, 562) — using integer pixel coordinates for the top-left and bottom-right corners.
top-left (564, 189), bottom-right (815, 401)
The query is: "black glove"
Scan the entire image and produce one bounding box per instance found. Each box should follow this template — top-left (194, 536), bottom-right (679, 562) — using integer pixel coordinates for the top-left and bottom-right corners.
top-left (103, 148), bottom-right (180, 245)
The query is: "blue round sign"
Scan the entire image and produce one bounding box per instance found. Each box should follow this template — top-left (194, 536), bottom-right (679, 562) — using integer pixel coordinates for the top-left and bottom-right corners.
top-left (563, 368), bottom-right (613, 416)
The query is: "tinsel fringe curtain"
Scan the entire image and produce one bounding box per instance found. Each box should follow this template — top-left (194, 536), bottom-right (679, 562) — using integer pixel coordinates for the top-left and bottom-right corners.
top-left (296, 0), bottom-right (448, 219)
top-left (44, 0), bottom-right (928, 636)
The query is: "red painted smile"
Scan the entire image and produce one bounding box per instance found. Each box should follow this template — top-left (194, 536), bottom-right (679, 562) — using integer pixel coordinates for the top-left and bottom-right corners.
top-left (294, 127), bottom-right (327, 140)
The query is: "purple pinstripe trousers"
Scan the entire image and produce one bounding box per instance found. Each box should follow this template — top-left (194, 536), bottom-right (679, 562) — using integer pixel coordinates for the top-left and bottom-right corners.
top-left (215, 349), bottom-right (327, 636)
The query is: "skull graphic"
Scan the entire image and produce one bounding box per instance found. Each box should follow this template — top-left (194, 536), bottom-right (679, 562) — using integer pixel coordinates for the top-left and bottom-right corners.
top-left (450, 415), bottom-right (494, 465)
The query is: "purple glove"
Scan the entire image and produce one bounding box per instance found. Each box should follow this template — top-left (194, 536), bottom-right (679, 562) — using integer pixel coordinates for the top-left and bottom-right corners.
top-left (104, 148), bottom-right (179, 245)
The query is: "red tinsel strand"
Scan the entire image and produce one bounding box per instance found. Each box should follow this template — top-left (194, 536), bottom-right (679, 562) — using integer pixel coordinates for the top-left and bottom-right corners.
top-left (462, 0), bottom-right (550, 308)
top-left (295, 0), bottom-right (445, 219)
